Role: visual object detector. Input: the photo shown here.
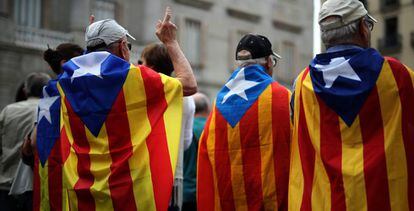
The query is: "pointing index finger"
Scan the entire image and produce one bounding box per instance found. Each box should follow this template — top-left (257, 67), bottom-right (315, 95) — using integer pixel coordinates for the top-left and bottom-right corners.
top-left (162, 7), bottom-right (171, 23)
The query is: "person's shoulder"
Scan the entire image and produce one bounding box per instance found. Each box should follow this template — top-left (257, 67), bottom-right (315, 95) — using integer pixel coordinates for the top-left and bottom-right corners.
top-left (3, 101), bottom-right (28, 111)
top-left (384, 56), bottom-right (403, 65)
top-left (270, 81), bottom-right (290, 93)
top-left (269, 82), bottom-right (291, 105)
top-left (138, 65), bottom-right (178, 81)
top-left (136, 65), bottom-right (182, 93)
top-left (384, 57), bottom-right (414, 75)
top-left (0, 101), bottom-right (30, 119)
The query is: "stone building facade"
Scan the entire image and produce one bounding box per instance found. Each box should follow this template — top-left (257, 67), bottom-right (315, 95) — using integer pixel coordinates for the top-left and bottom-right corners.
top-left (319, 0), bottom-right (414, 70)
top-left (367, 0), bottom-right (414, 68)
top-left (0, 0), bottom-right (314, 109)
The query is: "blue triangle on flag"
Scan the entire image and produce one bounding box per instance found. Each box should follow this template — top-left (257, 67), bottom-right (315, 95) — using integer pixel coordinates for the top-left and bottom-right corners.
top-left (59, 52), bottom-right (130, 137)
top-left (310, 48), bottom-right (384, 126)
top-left (216, 65), bottom-right (273, 127)
top-left (36, 79), bottom-right (61, 166)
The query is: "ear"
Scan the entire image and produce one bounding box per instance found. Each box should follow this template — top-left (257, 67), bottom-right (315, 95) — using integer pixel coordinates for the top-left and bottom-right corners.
top-left (119, 40), bottom-right (129, 60)
top-left (359, 19), bottom-right (370, 46)
top-left (266, 57), bottom-right (274, 76)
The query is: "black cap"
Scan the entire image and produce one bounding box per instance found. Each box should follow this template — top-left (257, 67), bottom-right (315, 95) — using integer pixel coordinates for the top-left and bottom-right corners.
top-left (236, 34), bottom-right (281, 60)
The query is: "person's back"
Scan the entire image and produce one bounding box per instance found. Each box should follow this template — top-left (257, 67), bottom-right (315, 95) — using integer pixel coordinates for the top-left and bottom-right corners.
top-left (289, 0), bottom-right (414, 210)
top-left (141, 42), bottom-right (196, 211)
top-left (0, 99), bottom-right (39, 188)
top-left (33, 8), bottom-right (197, 211)
top-left (0, 72), bottom-right (50, 210)
top-left (197, 34), bottom-right (291, 211)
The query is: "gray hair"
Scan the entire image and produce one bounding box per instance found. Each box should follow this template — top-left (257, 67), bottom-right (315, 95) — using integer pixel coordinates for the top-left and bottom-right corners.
top-left (320, 16), bottom-right (360, 47)
top-left (236, 57), bottom-right (269, 68)
top-left (193, 92), bottom-right (211, 115)
top-left (24, 72), bottom-right (51, 98)
top-left (235, 49), bottom-right (271, 68)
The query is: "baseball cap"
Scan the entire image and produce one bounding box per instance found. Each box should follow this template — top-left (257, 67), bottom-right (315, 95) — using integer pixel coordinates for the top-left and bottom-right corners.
top-left (85, 19), bottom-right (136, 48)
top-left (319, 0), bottom-right (377, 31)
top-left (236, 34), bottom-right (281, 60)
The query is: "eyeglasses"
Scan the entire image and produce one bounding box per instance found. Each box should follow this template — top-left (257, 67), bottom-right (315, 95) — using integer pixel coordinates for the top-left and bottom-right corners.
top-left (108, 40), bottom-right (132, 51)
top-left (127, 42), bottom-right (132, 51)
top-left (271, 56), bottom-right (278, 67)
top-left (364, 18), bottom-right (374, 31)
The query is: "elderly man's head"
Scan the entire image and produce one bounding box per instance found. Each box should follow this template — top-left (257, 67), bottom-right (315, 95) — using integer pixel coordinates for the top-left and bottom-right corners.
top-left (193, 92), bottom-right (211, 117)
top-left (319, 0), bottom-right (376, 49)
top-left (85, 19), bottom-right (135, 61)
top-left (235, 34), bottom-right (281, 76)
top-left (24, 72), bottom-right (51, 98)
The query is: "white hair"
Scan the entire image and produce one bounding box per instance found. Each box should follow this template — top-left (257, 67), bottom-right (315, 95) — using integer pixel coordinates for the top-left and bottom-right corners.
top-left (236, 57), bottom-right (270, 68)
top-left (320, 16), bottom-right (359, 47)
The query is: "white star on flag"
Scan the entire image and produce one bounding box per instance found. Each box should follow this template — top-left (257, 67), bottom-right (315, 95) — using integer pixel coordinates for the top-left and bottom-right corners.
top-left (71, 51), bottom-right (110, 82)
top-left (314, 57), bottom-right (361, 89)
top-left (38, 88), bottom-right (59, 124)
top-left (221, 68), bottom-right (260, 104)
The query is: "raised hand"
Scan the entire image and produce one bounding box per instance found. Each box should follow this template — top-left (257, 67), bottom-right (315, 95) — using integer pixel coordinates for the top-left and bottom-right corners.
top-left (156, 7), bottom-right (178, 44)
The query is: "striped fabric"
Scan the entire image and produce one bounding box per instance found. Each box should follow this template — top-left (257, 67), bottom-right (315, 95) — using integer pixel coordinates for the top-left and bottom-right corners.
top-left (289, 56), bottom-right (414, 211)
top-left (197, 70), bottom-right (291, 211)
top-left (33, 52), bottom-right (183, 211)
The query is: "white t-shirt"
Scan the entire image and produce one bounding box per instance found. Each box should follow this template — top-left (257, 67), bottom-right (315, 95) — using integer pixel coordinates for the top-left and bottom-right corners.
top-left (175, 96), bottom-right (195, 180)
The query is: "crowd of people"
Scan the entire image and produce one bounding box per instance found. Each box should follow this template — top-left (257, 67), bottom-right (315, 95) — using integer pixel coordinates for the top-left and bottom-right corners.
top-left (0, 0), bottom-right (413, 210)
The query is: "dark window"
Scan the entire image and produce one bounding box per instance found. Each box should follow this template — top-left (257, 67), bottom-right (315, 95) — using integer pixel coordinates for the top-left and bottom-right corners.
top-left (411, 32), bottom-right (414, 48)
top-left (380, 0), bottom-right (400, 11)
top-left (378, 16), bottom-right (402, 54)
top-left (384, 0), bottom-right (399, 6)
top-left (385, 17), bottom-right (398, 46)
top-left (13, 0), bottom-right (42, 27)
top-left (0, 0), bottom-right (10, 16)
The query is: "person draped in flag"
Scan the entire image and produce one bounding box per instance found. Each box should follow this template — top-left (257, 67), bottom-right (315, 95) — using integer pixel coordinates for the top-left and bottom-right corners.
top-left (197, 34), bottom-right (291, 211)
top-left (140, 42), bottom-right (196, 211)
top-left (289, 0), bottom-right (414, 210)
top-left (33, 7), bottom-right (197, 211)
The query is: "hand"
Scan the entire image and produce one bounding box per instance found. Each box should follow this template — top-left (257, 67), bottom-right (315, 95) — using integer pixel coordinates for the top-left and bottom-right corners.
top-left (21, 137), bottom-right (33, 157)
top-left (156, 7), bottom-right (178, 44)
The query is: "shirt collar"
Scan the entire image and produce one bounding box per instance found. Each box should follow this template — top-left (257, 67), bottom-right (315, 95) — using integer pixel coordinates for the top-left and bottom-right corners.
top-left (327, 44), bottom-right (364, 53)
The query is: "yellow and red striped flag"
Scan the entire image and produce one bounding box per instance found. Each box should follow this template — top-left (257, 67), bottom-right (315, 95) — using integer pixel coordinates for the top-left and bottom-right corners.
top-left (34, 51), bottom-right (183, 211)
top-left (197, 64), bottom-right (291, 211)
top-left (290, 47), bottom-right (414, 211)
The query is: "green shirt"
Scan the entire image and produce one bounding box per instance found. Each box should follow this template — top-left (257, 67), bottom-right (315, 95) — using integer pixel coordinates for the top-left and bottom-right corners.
top-left (183, 117), bottom-right (206, 203)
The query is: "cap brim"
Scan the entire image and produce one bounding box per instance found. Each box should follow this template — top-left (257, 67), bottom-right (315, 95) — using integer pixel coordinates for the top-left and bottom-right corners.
top-left (272, 52), bottom-right (282, 59)
top-left (367, 14), bottom-right (377, 23)
top-left (126, 32), bottom-right (136, 41)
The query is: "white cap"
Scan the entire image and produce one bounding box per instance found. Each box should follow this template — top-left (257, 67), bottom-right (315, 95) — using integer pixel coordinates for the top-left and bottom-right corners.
top-left (85, 19), bottom-right (136, 47)
top-left (319, 0), bottom-right (377, 31)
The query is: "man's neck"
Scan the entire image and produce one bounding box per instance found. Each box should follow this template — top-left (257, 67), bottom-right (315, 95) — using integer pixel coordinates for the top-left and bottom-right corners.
top-left (326, 44), bottom-right (364, 53)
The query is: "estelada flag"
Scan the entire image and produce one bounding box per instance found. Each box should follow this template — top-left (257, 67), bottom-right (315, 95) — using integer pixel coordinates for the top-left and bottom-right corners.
top-left (34, 51), bottom-right (183, 211)
top-left (290, 47), bottom-right (414, 211)
top-left (197, 64), bottom-right (291, 211)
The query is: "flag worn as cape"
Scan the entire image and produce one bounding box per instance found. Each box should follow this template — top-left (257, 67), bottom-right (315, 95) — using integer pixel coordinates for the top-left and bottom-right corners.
top-left (197, 64), bottom-right (291, 211)
top-left (33, 51), bottom-right (183, 211)
top-left (289, 48), bottom-right (414, 211)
